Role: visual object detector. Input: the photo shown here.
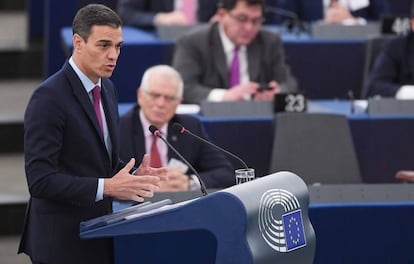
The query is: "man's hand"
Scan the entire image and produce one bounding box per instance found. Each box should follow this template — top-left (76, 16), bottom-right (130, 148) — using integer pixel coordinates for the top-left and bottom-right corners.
top-left (158, 167), bottom-right (190, 192)
top-left (104, 157), bottom-right (167, 203)
top-left (154, 11), bottom-right (189, 25)
top-left (134, 154), bottom-right (168, 181)
top-left (223, 82), bottom-right (259, 101)
top-left (254, 80), bottom-right (280, 100)
top-left (395, 170), bottom-right (414, 182)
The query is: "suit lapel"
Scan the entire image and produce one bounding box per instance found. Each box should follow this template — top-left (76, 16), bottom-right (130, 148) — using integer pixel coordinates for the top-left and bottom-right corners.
top-left (65, 63), bottom-right (104, 141)
top-left (210, 25), bottom-right (229, 86)
top-left (409, 35), bottom-right (414, 81)
top-left (167, 118), bottom-right (182, 161)
top-left (101, 81), bottom-right (119, 167)
top-left (134, 110), bottom-right (147, 160)
top-left (247, 39), bottom-right (261, 83)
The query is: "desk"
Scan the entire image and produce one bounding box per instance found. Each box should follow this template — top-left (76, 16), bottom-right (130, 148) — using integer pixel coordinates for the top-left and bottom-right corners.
top-left (61, 26), bottom-right (365, 102)
top-left (201, 114), bottom-right (414, 183)
top-left (119, 100), bottom-right (414, 183)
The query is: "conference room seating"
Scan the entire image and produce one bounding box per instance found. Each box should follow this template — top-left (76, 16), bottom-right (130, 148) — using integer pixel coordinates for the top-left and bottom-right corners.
top-left (269, 113), bottom-right (362, 185)
top-left (360, 34), bottom-right (397, 98)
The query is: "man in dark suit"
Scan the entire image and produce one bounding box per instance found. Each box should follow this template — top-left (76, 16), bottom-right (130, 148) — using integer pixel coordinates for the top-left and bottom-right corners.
top-left (117, 0), bottom-right (220, 29)
top-left (172, 0), bottom-right (297, 104)
top-left (365, 3), bottom-right (414, 98)
top-left (120, 65), bottom-right (235, 190)
top-left (272, 0), bottom-right (389, 25)
top-left (18, 4), bottom-right (166, 264)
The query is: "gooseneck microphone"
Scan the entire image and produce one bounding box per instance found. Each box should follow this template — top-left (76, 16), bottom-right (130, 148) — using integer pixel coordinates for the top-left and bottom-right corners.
top-left (348, 90), bottom-right (355, 114)
top-left (265, 5), bottom-right (298, 21)
top-left (172, 122), bottom-right (249, 169)
top-left (264, 5), bottom-right (309, 34)
top-left (148, 125), bottom-right (208, 196)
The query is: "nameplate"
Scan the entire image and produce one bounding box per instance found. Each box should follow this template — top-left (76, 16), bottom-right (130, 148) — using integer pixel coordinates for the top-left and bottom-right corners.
top-left (311, 22), bottom-right (379, 39)
top-left (274, 93), bottom-right (307, 113)
top-left (367, 98), bottom-right (414, 116)
top-left (381, 16), bottom-right (412, 35)
top-left (200, 101), bottom-right (273, 117)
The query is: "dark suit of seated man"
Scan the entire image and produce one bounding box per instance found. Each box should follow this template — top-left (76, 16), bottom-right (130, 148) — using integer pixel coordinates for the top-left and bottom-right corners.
top-left (172, 0), bottom-right (297, 104)
top-left (365, 11), bottom-right (414, 98)
top-left (120, 65), bottom-right (235, 190)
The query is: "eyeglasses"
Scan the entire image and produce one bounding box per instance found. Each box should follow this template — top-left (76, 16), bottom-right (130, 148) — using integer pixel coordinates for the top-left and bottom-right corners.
top-left (227, 12), bottom-right (265, 27)
top-left (144, 90), bottom-right (180, 103)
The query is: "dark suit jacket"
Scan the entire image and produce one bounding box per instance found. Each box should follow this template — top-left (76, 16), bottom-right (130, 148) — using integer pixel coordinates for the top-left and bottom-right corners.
top-left (119, 105), bottom-right (235, 188)
top-left (172, 22), bottom-right (297, 104)
top-left (271, 0), bottom-right (389, 24)
top-left (365, 33), bottom-right (414, 97)
top-left (18, 61), bottom-right (120, 264)
top-left (117, 0), bottom-right (219, 28)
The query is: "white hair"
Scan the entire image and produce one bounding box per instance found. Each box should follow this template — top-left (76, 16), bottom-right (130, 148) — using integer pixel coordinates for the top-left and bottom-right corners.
top-left (140, 65), bottom-right (183, 98)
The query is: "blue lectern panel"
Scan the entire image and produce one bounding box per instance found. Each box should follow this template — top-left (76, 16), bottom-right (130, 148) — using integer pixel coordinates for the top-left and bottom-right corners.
top-left (81, 192), bottom-right (253, 263)
top-left (114, 230), bottom-right (217, 264)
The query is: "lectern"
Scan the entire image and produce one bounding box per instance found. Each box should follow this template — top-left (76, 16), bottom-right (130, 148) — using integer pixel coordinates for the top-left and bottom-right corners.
top-left (80, 171), bottom-right (316, 264)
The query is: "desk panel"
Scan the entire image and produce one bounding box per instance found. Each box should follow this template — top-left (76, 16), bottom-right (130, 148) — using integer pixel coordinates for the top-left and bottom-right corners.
top-left (200, 117), bottom-right (274, 178)
top-left (285, 40), bottom-right (364, 99)
top-left (351, 116), bottom-right (414, 183)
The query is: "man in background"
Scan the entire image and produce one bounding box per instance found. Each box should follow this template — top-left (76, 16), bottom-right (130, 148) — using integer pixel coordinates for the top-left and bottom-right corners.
top-left (120, 65), bottom-right (235, 190)
top-left (365, 1), bottom-right (414, 98)
top-left (172, 0), bottom-right (297, 104)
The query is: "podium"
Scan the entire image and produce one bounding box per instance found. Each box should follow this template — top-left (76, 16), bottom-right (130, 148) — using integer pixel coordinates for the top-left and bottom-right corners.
top-left (80, 171), bottom-right (316, 264)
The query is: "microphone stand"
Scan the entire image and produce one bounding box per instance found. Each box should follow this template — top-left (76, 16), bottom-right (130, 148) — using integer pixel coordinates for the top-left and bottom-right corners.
top-left (149, 126), bottom-right (208, 196)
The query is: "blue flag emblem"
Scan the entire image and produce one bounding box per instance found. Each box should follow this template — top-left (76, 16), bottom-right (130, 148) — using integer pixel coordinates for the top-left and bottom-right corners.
top-left (282, 209), bottom-right (306, 251)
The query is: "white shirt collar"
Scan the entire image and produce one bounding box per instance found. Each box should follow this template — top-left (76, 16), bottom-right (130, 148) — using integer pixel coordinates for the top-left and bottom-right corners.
top-left (218, 24), bottom-right (246, 66)
top-left (68, 57), bottom-right (101, 93)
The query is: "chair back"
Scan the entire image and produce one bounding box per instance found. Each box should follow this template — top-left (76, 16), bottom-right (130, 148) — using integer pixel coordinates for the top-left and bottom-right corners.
top-left (269, 113), bottom-right (361, 185)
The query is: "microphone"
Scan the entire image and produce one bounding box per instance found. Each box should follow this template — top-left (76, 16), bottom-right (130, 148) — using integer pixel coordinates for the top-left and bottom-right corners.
top-left (264, 5), bottom-right (309, 35)
top-left (265, 5), bottom-right (298, 21)
top-left (148, 125), bottom-right (208, 196)
top-left (348, 90), bottom-right (355, 114)
top-left (172, 122), bottom-right (249, 170)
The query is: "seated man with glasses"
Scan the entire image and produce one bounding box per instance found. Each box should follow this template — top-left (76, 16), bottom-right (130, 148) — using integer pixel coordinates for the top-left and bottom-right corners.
top-left (172, 0), bottom-right (297, 104)
top-left (119, 65), bottom-right (235, 191)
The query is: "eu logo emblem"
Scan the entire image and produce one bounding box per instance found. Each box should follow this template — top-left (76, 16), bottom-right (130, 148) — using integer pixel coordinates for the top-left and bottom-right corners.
top-left (282, 209), bottom-right (306, 251)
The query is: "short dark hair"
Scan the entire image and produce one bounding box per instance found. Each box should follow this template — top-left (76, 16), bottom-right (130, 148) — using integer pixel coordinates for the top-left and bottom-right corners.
top-left (72, 4), bottom-right (122, 41)
top-left (218, 0), bottom-right (265, 11)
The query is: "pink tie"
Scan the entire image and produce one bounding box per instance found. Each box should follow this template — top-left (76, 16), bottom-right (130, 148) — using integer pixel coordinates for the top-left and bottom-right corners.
top-left (181, 0), bottom-right (196, 24)
top-left (229, 46), bottom-right (240, 87)
top-left (150, 135), bottom-right (162, 168)
top-left (92, 86), bottom-right (104, 136)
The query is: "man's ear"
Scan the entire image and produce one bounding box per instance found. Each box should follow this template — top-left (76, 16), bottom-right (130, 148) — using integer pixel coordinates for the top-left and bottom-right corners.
top-left (72, 34), bottom-right (84, 51)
